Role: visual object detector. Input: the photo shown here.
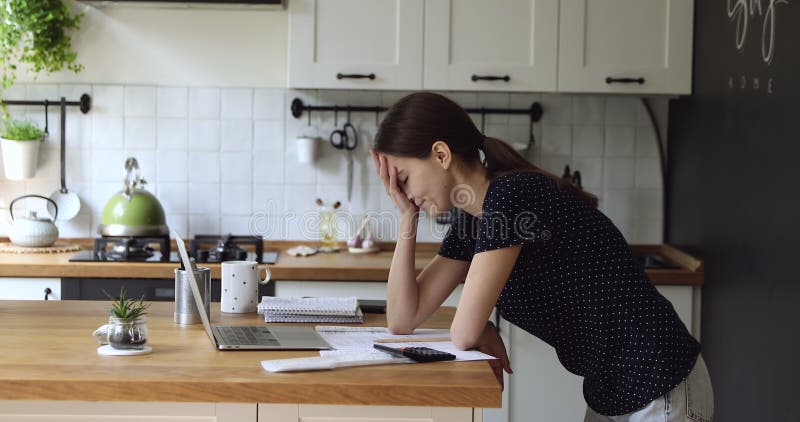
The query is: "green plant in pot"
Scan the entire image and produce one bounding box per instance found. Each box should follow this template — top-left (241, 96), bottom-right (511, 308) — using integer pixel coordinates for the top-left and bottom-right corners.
top-left (0, 118), bottom-right (44, 180)
top-left (0, 0), bottom-right (83, 96)
top-left (104, 288), bottom-right (151, 350)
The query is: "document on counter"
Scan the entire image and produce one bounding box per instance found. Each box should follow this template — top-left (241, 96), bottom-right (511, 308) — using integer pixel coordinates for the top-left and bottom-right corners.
top-left (260, 326), bottom-right (496, 373)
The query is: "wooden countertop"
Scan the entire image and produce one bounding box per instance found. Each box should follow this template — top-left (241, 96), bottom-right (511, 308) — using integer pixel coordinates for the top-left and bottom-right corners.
top-left (0, 300), bottom-right (500, 407)
top-left (0, 240), bottom-right (704, 285)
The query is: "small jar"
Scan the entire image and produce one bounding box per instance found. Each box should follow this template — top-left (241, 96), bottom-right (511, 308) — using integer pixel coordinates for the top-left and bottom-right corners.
top-left (107, 316), bottom-right (148, 350)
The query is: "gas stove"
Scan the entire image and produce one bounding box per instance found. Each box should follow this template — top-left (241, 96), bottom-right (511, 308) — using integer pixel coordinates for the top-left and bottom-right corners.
top-left (68, 234), bottom-right (277, 264)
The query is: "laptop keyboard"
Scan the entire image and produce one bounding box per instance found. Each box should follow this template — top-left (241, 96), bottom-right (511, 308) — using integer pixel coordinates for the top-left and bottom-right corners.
top-left (216, 326), bottom-right (279, 346)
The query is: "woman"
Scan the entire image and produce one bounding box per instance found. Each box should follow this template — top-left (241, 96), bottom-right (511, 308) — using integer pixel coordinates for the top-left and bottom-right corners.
top-left (370, 92), bottom-right (713, 422)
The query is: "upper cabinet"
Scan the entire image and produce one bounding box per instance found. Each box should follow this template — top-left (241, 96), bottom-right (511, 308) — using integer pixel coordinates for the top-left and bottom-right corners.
top-left (288, 0), bottom-right (424, 90)
top-left (423, 0), bottom-right (558, 92)
top-left (557, 0), bottom-right (694, 94)
top-left (287, 0), bottom-right (694, 95)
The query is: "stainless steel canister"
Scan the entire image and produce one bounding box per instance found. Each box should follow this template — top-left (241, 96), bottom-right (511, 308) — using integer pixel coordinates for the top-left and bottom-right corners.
top-left (174, 266), bottom-right (211, 325)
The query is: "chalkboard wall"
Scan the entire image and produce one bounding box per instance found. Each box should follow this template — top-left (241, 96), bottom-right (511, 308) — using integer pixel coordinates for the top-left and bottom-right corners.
top-left (667, 1), bottom-right (799, 420)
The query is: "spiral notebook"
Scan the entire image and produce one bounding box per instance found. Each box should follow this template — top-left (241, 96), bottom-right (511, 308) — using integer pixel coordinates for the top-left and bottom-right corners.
top-left (257, 297), bottom-right (364, 323)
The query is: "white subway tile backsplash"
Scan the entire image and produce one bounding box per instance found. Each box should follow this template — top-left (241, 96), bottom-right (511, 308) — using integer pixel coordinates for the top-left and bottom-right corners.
top-left (26, 85), bottom-right (59, 113)
top-left (220, 152), bottom-right (253, 183)
top-left (253, 88), bottom-right (285, 120)
top-left (188, 183), bottom-right (220, 215)
top-left (157, 87), bottom-right (188, 118)
top-left (156, 182), bottom-right (188, 214)
top-left (572, 95), bottom-right (605, 126)
top-left (221, 215), bottom-right (255, 236)
top-left (156, 150), bottom-right (188, 182)
top-left (604, 126), bottom-right (636, 157)
top-left (220, 183), bottom-right (252, 215)
top-left (3, 84), bottom-right (25, 101)
top-left (253, 184), bottom-right (284, 213)
top-left (124, 86), bottom-right (156, 117)
top-left (91, 150), bottom-right (126, 182)
top-left (572, 126), bottom-right (604, 157)
top-left (603, 158), bottom-right (635, 189)
top-left (92, 85), bottom-right (125, 117)
top-left (479, 92), bottom-right (510, 124)
top-left (188, 152), bottom-right (220, 183)
top-left (633, 188), bottom-right (663, 221)
top-left (605, 97), bottom-right (639, 126)
top-left (166, 213), bottom-right (188, 239)
top-left (221, 88), bottom-right (253, 119)
top-left (254, 120), bottom-right (285, 151)
top-left (253, 149), bottom-right (285, 184)
top-left (189, 87), bottom-right (220, 119)
top-left (541, 125), bottom-right (572, 156)
top-left (635, 158), bottom-right (662, 188)
top-left (91, 117), bottom-right (124, 149)
top-left (189, 214), bottom-right (220, 237)
top-left (124, 117), bottom-right (156, 149)
top-left (571, 157), bottom-right (603, 189)
top-left (188, 120), bottom-right (220, 151)
top-left (221, 120), bottom-right (253, 152)
top-left (56, 212), bottom-right (92, 238)
top-left (633, 218), bottom-right (663, 244)
top-left (635, 126), bottom-right (660, 158)
top-left (15, 83), bottom-right (667, 244)
top-left (157, 118), bottom-right (189, 150)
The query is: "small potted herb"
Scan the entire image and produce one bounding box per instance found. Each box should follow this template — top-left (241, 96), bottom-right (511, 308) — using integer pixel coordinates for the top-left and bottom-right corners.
top-left (0, 118), bottom-right (44, 180)
top-left (104, 288), bottom-right (150, 350)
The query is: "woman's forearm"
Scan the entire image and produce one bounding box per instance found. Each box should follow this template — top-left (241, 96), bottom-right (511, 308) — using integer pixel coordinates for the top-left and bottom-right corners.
top-left (386, 213), bottom-right (421, 333)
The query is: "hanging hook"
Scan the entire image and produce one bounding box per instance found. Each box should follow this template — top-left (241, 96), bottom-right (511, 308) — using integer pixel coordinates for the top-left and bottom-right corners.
top-left (307, 108), bottom-right (312, 126)
top-left (346, 108), bottom-right (352, 125)
top-left (334, 108), bottom-right (339, 127)
top-left (480, 109), bottom-right (486, 133)
top-left (375, 109), bottom-right (380, 126)
top-left (43, 99), bottom-right (50, 139)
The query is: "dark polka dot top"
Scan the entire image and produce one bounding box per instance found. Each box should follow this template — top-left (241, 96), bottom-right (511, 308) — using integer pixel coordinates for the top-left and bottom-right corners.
top-left (438, 171), bottom-right (700, 416)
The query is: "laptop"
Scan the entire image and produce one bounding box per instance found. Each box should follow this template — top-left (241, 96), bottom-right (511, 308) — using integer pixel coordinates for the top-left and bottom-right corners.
top-left (174, 233), bottom-right (332, 351)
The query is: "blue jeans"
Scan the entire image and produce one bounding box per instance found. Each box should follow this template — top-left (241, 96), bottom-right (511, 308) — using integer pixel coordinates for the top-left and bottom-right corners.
top-left (584, 355), bottom-right (714, 422)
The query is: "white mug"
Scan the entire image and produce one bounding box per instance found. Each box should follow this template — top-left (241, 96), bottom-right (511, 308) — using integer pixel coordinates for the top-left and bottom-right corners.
top-left (220, 261), bottom-right (271, 313)
top-left (296, 136), bottom-right (318, 164)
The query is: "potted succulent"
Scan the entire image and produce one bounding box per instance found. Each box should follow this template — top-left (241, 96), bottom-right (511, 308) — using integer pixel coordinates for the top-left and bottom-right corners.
top-left (0, 118), bottom-right (44, 180)
top-left (104, 288), bottom-right (150, 350)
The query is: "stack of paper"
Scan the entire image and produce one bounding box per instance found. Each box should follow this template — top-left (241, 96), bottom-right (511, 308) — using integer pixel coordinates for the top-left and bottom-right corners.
top-left (257, 296), bottom-right (363, 323)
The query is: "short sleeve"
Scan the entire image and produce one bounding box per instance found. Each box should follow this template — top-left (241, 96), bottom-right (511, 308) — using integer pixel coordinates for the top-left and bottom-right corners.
top-left (437, 208), bottom-right (478, 261)
top-left (475, 174), bottom-right (548, 253)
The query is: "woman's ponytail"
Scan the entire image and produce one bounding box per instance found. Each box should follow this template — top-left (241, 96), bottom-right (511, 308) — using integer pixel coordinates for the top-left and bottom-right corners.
top-left (482, 137), bottom-right (598, 207)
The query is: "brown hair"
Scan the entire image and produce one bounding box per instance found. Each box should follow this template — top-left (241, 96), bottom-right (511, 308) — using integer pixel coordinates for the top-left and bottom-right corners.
top-left (373, 92), bottom-right (595, 204)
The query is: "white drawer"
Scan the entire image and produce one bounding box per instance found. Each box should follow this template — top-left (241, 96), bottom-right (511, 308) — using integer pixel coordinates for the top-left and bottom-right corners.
top-left (0, 278), bottom-right (61, 300)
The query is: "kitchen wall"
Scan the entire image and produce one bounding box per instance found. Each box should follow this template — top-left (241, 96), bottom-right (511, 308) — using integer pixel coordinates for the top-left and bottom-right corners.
top-left (667, 2), bottom-right (799, 421)
top-left (0, 3), bottom-right (668, 244)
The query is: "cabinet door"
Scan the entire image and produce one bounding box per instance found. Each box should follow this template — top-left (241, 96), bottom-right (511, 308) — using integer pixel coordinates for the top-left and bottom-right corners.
top-left (288, 0), bottom-right (423, 90)
top-left (0, 278), bottom-right (60, 300)
top-left (258, 404), bottom-right (474, 422)
top-left (558, 0), bottom-right (694, 94)
top-left (424, 0), bottom-right (558, 92)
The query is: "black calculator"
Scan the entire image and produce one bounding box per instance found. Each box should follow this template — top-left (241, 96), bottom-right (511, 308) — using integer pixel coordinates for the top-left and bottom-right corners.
top-left (373, 344), bottom-right (456, 362)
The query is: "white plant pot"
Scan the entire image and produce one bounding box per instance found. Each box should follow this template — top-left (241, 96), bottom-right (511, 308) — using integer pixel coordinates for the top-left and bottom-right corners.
top-left (1, 137), bottom-right (41, 180)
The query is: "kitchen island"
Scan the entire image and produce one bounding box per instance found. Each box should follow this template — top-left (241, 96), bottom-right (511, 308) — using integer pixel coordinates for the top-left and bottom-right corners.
top-left (0, 300), bottom-right (498, 421)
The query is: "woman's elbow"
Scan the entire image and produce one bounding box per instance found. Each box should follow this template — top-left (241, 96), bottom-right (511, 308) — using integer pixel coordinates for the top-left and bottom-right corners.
top-left (387, 321), bottom-right (415, 335)
top-left (451, 332), bottom-right (479, 351)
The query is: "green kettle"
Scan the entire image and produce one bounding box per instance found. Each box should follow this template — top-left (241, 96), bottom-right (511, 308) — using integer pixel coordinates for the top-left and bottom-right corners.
top-left (98, 157), bottom-right (169, 237)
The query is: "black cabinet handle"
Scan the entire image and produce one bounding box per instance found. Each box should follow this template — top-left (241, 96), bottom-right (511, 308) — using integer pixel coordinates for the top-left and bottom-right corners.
top-left (44, 287), bottom-right (52, 301)
top-left (337, 73), bottom-right (376, 80)
top-left (471, 74), bottom-right (510, 82)
top-left (605, 77), bottom-right (645, 85)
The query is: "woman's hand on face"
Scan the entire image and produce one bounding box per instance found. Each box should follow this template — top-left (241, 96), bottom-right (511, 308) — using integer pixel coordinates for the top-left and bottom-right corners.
top-left (371, 150), bottom-right (419, 216)
top-left (476, 321), bottom-right (513, 390)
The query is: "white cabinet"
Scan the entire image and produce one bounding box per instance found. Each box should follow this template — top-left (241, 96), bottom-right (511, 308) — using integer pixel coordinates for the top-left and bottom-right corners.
top-left (259, 404), bottom-right (476, 422)
top-left (498, 284), bottom-right (699, 422)
top-left (423, 0), bottom-right (559, 92)
top-left (288, 0), bottom-right (424, 90)
top-left (0, 401), bottom-right (254, 421)
top-left (558, 0), bottom-right (694, 94)
top-left (0, 401), bottom-right (477, 422)
top-left (0, 278), bottom-right (60, 300)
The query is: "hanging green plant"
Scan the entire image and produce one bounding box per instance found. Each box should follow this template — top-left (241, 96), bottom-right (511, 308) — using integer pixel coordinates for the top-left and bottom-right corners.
top-left (0, 0), bottom-right (84, 91)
